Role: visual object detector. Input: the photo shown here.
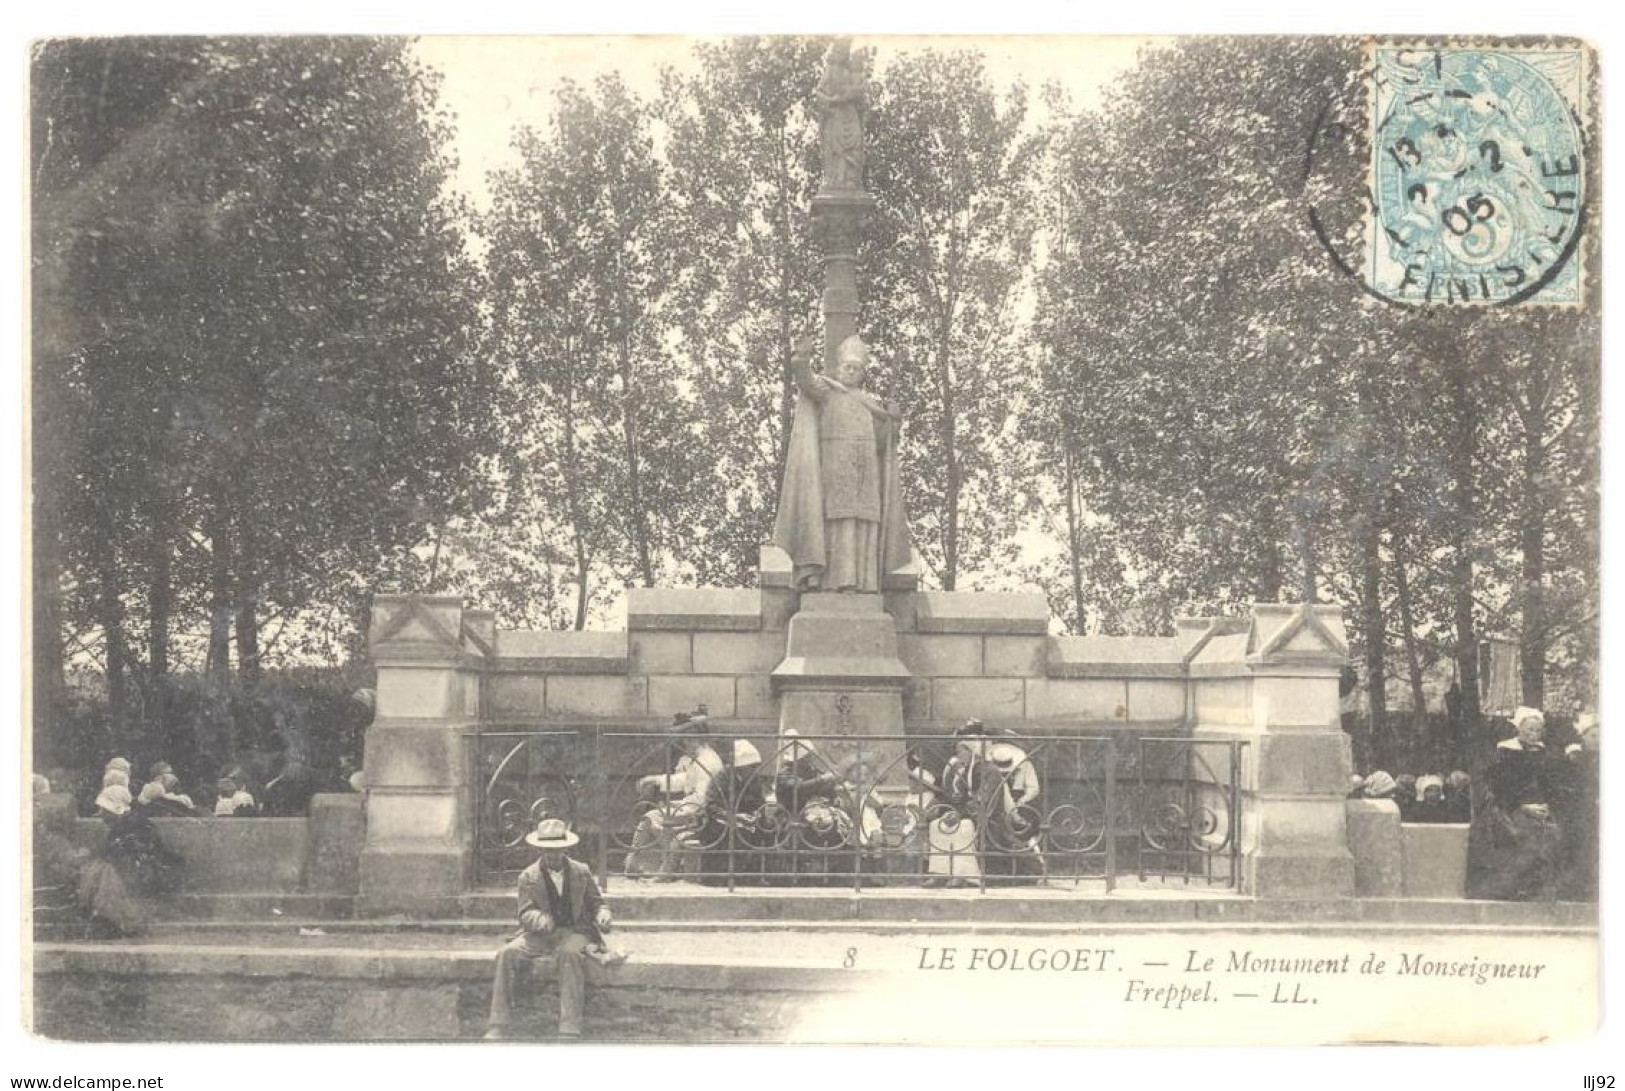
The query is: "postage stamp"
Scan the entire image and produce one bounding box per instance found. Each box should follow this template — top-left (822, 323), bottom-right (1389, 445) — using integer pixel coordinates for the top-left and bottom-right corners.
top-left (1365, 45), bottom-right (1589, 306)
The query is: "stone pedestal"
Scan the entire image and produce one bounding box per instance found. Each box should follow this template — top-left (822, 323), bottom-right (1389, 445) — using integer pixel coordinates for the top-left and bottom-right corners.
top-left (1190, 604), bottom-right (1356, 899)
top-left (772, 593), bottom-right (912, 793)
top-left (1345, 798), bottom-right (1403, 896)
top-left (358, 594), bottom-right (484, 916)
top-left (306, 794), bottom-right (366, 896)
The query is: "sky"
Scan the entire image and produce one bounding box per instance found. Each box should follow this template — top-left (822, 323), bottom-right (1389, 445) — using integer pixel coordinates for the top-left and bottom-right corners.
top-left (413, 34), bottom-right (1155, 211)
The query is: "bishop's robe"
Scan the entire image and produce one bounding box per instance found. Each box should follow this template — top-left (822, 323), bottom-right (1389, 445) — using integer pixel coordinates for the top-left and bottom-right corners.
top-left (771, 379), bottom-right (910, 593)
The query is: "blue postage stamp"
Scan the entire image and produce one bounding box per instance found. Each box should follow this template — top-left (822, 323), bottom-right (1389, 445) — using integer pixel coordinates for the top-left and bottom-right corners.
top-left (1366, 45), bottom-right (1588, 306)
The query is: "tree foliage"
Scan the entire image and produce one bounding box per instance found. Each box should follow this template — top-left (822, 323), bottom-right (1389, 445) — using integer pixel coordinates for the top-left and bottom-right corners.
top-left (33, 36), bottom-right (1599, 778)
top-left (656, 38), bottom-right (830, 584)
top-left (1031, 38), bottom-right (1599, 748)
top-left (482, 75), bottom-right (710, 628)
top-left (865, 49), bottom-right (1044, 590)
top-left (32, 37), bottom-right (495, 761)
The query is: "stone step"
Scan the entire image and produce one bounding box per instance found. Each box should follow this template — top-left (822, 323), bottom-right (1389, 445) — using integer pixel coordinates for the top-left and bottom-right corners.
top-left (457, 887), bottom-right (1598, 928)
top-left (40, 916), bottom-right (1599, 948)
top-left (141, 893), bottom-right (359, 920)
top-left (120, 887), bottom-right (1600, 929)
top-left (32, 920), bottom-right (1598, 1043)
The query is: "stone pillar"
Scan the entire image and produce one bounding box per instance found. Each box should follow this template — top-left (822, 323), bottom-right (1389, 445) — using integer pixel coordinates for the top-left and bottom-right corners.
top-left (306, 794), bottom-right (366, 896)
top-left (1190, 604), bottom-right (1356, 899)
top-left (1345, 798), bottom-right (1403, 896)
top-left (358, 594), bottom-right (485, 916)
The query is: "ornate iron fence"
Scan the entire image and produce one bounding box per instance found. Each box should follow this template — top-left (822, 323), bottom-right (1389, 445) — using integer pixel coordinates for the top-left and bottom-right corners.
top-left (468, 728), bottom-right (1247, 893)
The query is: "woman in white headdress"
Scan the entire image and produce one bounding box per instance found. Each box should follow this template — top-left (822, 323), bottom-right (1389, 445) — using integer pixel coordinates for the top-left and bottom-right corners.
top-left (917, 722), bottom-right (999, 888)
top-left (1408, 775), bottom-right (1451, 824)
top-left (1361, 770), bottom-right (1399, 801)
top-left (137, 774), bottom-right (197, 817)
top-left (95, 783), bottom-right (133, 820)
top-left (1468, 707), bottom-right (1566, 900)
top-left (78, 781), bottom-right (178, 937)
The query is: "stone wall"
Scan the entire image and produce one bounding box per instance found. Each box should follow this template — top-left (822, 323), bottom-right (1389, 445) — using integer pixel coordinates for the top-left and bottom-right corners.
top-left (1346, 808), bottom-right (1471, 899)
top-left (363, 590), bottom-right (1361, 905)
top-left (58, 794), bottom-right (365, 896)
top-left (480, 587), bottom-right (1195, 734)
top-left (485, 589), bottom-right (777, 722)
top-left (1401, 822), bottom-right (1470, 898)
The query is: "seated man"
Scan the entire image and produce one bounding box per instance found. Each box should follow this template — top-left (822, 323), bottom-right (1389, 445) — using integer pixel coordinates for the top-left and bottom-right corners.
top-left (625, 712), bottom-right (725, 880)
top-left (487, 819), bottom-right (622, 1040)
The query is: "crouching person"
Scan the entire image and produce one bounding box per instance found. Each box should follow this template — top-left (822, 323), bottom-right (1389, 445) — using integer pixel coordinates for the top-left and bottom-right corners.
top-left (487, 819), bottom-right (624, 1040)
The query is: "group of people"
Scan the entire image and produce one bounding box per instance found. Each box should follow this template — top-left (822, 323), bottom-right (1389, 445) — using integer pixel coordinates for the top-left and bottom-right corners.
top-left (1352, 707), bottom-right (1598, 902)
top-left (31, 756), bottom-right (187, 937)
top-left (488, 712), bottom-right (1056, 1042)
top-left (32, 751), bottom-right (371, 938)
top-left (1350, 768), bottom-right (1473, 824)
top-left (909, 720), bottom-right (1046, 887)
top-left (622, 712), bottom-right (847, 884)
top-left (620, 712), bottom-right (1047, 888)
top-left (42, 752), bottom-right (366, 822)
top-left (88, 758), bottom-right (257, 820)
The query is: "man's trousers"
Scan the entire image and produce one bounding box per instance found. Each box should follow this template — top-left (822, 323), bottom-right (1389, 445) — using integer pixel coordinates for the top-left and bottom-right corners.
top-left (488, 929), bottom-right (592, 1035)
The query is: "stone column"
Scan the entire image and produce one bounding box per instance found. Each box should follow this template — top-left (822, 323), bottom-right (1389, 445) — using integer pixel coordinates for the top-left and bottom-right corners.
top-left (1189, 604), bottom-right (1356, 898)
top-left (812, 192), bottom-right (874, 369)
top-left (812, 39), bottom-right (874, 369)
top-left (357, 594), bottom-right (485, 916)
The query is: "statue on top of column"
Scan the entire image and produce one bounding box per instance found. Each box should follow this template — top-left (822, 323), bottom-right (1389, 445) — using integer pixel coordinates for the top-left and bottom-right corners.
top-left (818, 39), bottom-right (866, 192)
top-left (772, 38), bottom-right (910, 594)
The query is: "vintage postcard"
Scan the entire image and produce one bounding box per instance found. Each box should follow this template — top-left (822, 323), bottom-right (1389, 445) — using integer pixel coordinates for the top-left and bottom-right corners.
top-left (24, 32), bottom-right (1600, 1054)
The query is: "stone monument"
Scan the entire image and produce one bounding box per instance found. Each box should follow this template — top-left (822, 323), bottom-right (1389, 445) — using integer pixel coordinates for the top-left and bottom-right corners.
top-left (768, 39), bottom-right (915, 823)
top-left (351, 39), bottom-right (1360, 911)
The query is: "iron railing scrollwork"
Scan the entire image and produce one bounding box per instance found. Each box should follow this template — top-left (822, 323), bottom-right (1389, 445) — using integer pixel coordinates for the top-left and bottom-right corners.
top-left (467, 728), bottom-right (1247, 893)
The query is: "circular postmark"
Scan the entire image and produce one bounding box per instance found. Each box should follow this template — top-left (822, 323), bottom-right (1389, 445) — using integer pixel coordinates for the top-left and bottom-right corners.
top-left (1307, 43), bottom-right (1590, 308)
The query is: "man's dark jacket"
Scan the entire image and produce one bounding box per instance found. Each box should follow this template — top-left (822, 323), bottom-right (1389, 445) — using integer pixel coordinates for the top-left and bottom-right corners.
top-left (516, 857), bottom-right (606, 944)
